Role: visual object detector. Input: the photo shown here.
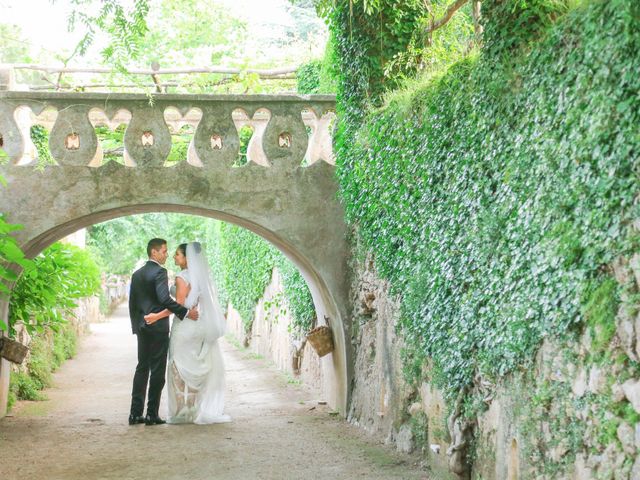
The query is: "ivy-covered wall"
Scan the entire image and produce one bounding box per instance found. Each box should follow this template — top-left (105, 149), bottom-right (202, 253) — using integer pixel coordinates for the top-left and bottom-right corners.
top-left (216, 222), bottom-right (316, 335)
top-left (335, 0), bottom-right (639, 401)
top-left (317, 0), bottom-right (640, 477)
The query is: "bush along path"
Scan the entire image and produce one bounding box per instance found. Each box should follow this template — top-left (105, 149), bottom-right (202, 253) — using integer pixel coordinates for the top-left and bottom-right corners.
top-left (0, 304), bottom-right (429, 480)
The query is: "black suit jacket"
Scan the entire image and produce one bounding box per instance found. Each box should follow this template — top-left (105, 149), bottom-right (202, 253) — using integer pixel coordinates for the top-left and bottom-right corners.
top-left (128, 260), bottom-right (188, 334)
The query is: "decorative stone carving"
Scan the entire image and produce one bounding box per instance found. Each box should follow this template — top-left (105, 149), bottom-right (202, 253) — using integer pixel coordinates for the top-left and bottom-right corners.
top-left (0, 102), bottom-right (37, 165)
top-left (65, 133), bottom-right (80, 150)
top-left (0, 92), bottom-right (336, 171)
top-left (262, 105), bottom-right (308, 169)
top-left (123, 106), bottom-right (171, 167)
top-left (232, 107), bottom-right (270, 166)
top-left (141, 130), bottom-right (154, 147)
top-left (210, 134), bottom-right (223, 150)
top-left (49, 104), bottom-right (98, 166)
top-left (193, 105), bottom-right (240, 168)
top-left (0, 91), bottom-right (346, 415)
top-left (303, 108), bottom-right (336, 165)
top-left (278, 131), bottom-right (292, 148)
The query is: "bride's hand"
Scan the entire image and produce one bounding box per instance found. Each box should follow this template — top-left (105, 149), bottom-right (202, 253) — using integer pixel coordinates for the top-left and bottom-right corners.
top-left (144, 313), bottom-right (156, 325)
top-left (187, 305), bottom-right (199, 321)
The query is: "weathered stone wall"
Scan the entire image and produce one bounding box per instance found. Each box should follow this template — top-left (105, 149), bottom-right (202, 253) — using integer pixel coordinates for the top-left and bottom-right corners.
top-left (0, 300), bottom-right (10, 417)
top-left (347, 255), bottom-right (412, 437)
top-left (73, 296), bottom-right (103, 333)
top-left (346, 250), bottom-right (640, 480)
top-left (346, 253), bottom-right (456, 477)
top-left (10, 295), bottom-right (101, 388)
top-left (226, 268), bottom-right (325, 395)
top-left (99, 274), bottom-right (129, 318)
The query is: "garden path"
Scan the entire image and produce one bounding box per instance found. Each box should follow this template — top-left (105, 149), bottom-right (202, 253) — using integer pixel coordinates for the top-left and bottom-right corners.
top-left (0, 304), bottom-right (428, 480)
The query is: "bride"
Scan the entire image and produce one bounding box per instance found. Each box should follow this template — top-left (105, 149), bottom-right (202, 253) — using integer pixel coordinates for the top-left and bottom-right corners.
top-left (144, 242), bottom-right (231, 424)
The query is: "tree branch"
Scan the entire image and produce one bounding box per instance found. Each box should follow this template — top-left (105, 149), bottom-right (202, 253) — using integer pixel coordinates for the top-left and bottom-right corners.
top-left (425, 0), bottom-right (470, 35)
top-left (472, 1), bottom-right (483, 41)
top-left (27, 75), bottom-right (296, 91)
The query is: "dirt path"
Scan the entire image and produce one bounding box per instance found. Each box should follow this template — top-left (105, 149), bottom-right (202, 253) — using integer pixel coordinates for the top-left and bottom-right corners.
top-left (0, 305), bottom-right (428, 480)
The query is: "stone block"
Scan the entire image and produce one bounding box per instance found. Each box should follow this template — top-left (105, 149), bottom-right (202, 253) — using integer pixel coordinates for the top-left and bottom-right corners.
top-left (396, 423), bottom-right (414, 454)
top-left (593, 445), bottom-right (625, 479)
top-left (580, 329), bottom-right (592, 356)
top-left (587, 366), bottom-right (606, 394)
top-left (612, 256), bottom-right (632, 286)
top-left (632, 454), bottom-right (640, 480)
top-left (623, 379), bottom-right (640, 414)
top-left (612, 383), bottom-right (626, 403)
top-left (572, 453), bottom-right (592, 480)
top-left (0, 66), bottom-right (15, 90)
top-left (618, 421), bottom-right (636, 455)
top-left (408, 401), bottom-right (422, 416)
top-left (635, 313), bottom-right (640, 360)
top-left (630, 253), bottom-right (640, 289)
top-left (617, 312), bottom-right (638, 362)
top-left (572, 368), bottom-right (587, 397)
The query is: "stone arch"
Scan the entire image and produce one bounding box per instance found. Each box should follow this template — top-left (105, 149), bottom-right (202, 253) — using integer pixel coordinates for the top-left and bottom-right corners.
top-left (0, 91), bottom-right (351, 418)
top-left (0, 201), bottom-right (350, 417)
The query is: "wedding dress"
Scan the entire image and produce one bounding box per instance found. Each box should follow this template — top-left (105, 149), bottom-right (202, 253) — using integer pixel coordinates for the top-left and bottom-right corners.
top-left (167, 242), bottom-right (231, 424)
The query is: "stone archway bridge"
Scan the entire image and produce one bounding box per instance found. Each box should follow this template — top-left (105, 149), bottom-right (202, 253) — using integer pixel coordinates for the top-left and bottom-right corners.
top-left (0, 90), bottom-right (352, 418)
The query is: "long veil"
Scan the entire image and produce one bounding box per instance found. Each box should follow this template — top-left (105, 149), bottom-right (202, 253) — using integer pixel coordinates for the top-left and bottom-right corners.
top-left (185, 242), bottom-right (226, 343)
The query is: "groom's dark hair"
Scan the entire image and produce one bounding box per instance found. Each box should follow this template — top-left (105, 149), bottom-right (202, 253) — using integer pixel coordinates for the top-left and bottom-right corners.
top-left (147, 238), bottom-right (167, 257)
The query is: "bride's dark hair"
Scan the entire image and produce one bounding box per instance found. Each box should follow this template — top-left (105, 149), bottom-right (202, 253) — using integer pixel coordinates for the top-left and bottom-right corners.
top-left (177, 243), bottom-right (188, 256)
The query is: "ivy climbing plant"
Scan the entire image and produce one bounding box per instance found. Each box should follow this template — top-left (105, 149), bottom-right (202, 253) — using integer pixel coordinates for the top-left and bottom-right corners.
top-left (325, 0), bottom-right (640, 405)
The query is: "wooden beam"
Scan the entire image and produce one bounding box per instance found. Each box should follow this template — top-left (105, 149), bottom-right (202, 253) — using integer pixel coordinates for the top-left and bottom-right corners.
top-left (11, 64), bottom-right (299, 77)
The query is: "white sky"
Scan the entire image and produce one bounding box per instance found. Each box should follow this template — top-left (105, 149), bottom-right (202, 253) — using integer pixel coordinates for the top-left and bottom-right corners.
top-left (0, 0), bottom-right (321, 64)
top-left (1, 0), bottom-right (80, 57)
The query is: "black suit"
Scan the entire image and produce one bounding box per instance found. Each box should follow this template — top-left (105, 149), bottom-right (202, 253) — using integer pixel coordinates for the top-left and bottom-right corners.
top-left (128, 260), bottom-right (188, 418)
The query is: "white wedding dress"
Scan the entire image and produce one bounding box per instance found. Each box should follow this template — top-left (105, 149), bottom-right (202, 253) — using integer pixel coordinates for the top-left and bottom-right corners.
top-left (167, 243), bottom-right (231, 425)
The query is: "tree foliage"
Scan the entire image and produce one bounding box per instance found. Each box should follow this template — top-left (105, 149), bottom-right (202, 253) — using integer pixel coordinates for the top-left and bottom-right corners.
top-left (66, 0), bottom-right (150, 66)
top-left (0, 175), bottom-right (32, 332)
top-left (9, 242), bottom-right (101, 336)
top-left (52, 0), bottom-right (326, 93)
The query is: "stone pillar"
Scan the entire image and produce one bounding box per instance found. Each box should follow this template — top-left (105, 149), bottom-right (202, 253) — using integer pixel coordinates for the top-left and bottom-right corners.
top-left (0, 65), bottom-right (15, 91)
top-left (0, 298), bottom-right (10, 417)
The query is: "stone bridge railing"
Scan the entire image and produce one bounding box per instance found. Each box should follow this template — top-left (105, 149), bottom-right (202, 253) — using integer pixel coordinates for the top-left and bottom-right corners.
top-left (0, 91), bottom-right (336, 169)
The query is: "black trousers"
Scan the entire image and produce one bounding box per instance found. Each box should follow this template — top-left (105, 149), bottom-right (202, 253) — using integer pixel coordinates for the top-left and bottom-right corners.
top-left (130, 329), bottom-right (170, 417)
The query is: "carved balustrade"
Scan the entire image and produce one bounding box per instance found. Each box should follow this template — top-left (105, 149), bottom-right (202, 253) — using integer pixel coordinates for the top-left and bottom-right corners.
top-left (0, 92), bottom-right (336, 170)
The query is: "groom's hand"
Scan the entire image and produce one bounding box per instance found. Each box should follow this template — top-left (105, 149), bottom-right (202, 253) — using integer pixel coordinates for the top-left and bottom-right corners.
top-left (187, 306), bottom-right (199, 321)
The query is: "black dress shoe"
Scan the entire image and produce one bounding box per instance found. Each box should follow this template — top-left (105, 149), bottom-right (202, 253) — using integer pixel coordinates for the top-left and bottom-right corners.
top-left (128, 414), bottom-right (145, 425)
top-left (144, 414), bottom-right (166, 425)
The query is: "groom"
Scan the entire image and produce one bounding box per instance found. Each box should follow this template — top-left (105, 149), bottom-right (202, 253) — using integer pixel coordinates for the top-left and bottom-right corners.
top-left (128, 238), bottom-right (198, 425)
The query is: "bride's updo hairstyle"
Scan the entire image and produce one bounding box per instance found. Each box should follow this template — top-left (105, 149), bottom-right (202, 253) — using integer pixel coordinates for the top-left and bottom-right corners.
top-left (177, 243), bottom-right (187, 256)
